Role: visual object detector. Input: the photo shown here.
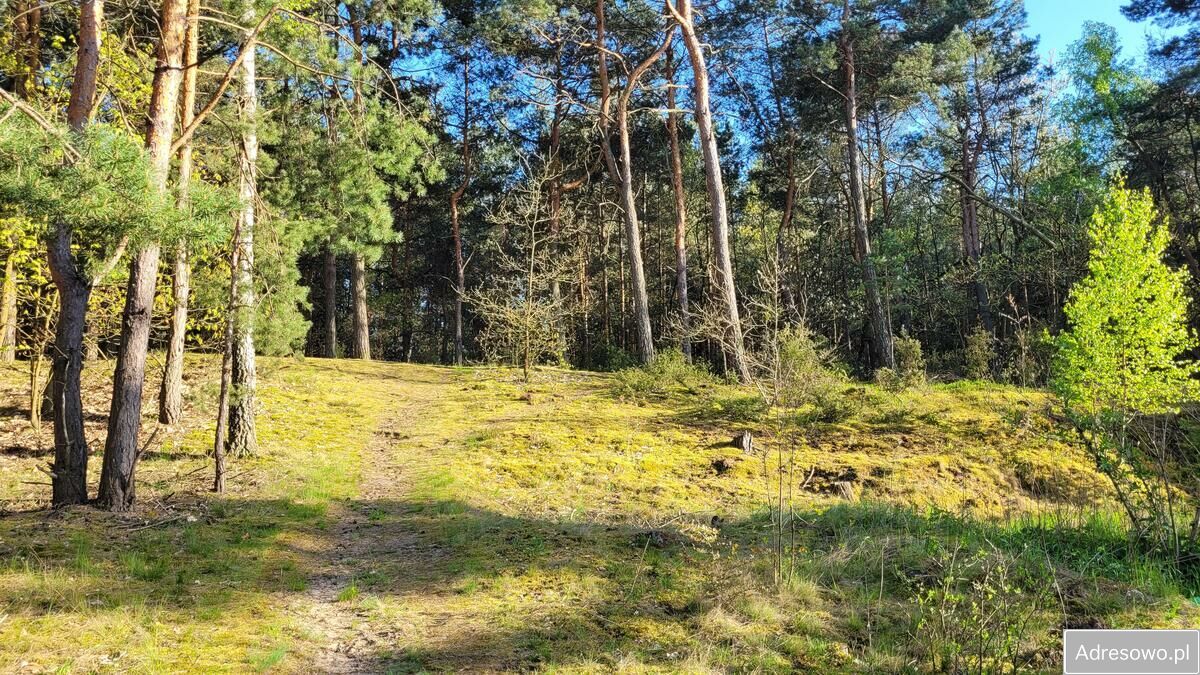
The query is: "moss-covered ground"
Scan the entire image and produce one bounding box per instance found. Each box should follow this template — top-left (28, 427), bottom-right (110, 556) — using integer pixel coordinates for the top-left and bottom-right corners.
top-left (0, 356), bottom-right (1195, 672)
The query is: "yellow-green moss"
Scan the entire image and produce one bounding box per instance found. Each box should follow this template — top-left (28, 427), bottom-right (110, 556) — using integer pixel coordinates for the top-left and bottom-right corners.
top-left (0, 358), bottom-right (1192, 673)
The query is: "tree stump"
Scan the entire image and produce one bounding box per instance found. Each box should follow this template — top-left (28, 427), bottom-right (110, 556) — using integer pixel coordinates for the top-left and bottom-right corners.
top-left (835, 480), bottom-right (858, 503)
top-left (732, 431), bottom-right (753, 454)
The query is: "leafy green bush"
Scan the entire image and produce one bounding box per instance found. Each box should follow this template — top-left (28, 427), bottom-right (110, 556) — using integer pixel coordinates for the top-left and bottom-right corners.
top-left (649, 349), bottom-right (714, 391)
top-left (909, 547), bottom-right (1051, 673)
top-left (895, 333), bottom-right (927, 388)
top-left (611, 367), bottom-right (657, 400)
top-left (809, 388), bottom-right (860, 423)
top-left (611, 349), bottom-right (714, 400)
top-left (874, 367), bottom-right (902, 392)
top-left (771, 325), bottom-right (842, 409)
top-left (964, 328), bottom-right (994, 380)
top-left (591, 344), bottom-right (638, 372)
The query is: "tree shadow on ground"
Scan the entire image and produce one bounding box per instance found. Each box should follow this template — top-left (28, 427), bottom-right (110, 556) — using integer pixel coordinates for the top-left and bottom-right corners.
top-left (0, 493), bottom-right (734, 671)
top-left (0, 489), bottom-right (1188, 672)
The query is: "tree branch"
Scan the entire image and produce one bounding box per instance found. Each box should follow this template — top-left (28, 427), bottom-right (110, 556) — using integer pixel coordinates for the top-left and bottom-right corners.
top-left (0, 88), bottom-right (81, 161)
top-left (170, 5), bottom-right (278, 155)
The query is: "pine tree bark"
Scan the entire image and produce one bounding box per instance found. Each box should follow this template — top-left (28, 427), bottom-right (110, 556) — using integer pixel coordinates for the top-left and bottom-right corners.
top-left (838, 0), bottom-right (894, 370)
top-left (158, 0), bottom-right (200, 424)
top-left (667, 0), bottom-right (750, 379)
top-left (665, 55), bottom-right (691, 360)
top-left (350, 252), bottom-right (370, 360)
top-left (226, 0), bottom-right (258, 456)
top-left (13, 0), bottom-right (42, 98)
top-left (548, 42), bottom-right (565, 310)
top-left (596, 0), bottom-right (665, 364)
top-left (449, 55), bottom-right (470, 366)
top-left (47, 245), bottom-right (91, 505)
top-left (960, 138), bottom-right (993, 332)
top-left (323, 245), bottom-right (337, 358)
top-left (46, 0), bottom-right (102, 506)
top-left (96, 0), bottom-right (187, 511)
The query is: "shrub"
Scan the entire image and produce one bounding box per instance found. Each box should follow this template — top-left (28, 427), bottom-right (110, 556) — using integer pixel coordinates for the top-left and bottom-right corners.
top-left (964, 328), bottom-right (994, 381)
top-left (890, 333), bottom-right (926, 388)
top-left (772, 325), bottom-right (843, 409)
top-left (710, 393), bottom-right (770, 422)
top-left (874, 367), bottom-right (902, 392)
top-left (592, 344), bottom-right (638, 372)
top-left (648, 349), bottom-right (714, 392)
top-left (909, 547), bottom-right (1050, 673)
top-left (611, 349), bottom-right (714, 400)
top-left (611, 368), bottom-right (657, 400)
top-left (809, 388), bottom-right (860, 423)
top-left (1004, 325), bottom-right (1052, 387)
top-left (1052, 182), bottom-right (1200, 553)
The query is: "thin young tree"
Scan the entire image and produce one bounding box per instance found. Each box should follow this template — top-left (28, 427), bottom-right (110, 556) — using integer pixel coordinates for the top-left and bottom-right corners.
top-left (468, 161), bottom-right (576, 380)
top-left (449, 53), bottom-right (471, 366)
top-left (158, 0), bottom-right (201, 424)
top-left (664, 51), bottom-right (691, 360)
top-left (348, 15), bottom-right (371, 361)
top-left (323, 245), bottom-right (338, 357)
top-left (1, 231), bottom-right (17, 364)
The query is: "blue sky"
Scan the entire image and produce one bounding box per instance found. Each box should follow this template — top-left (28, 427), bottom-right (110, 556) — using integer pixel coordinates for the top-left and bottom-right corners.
top-left (1024, 0), bottom-right (1172, 65)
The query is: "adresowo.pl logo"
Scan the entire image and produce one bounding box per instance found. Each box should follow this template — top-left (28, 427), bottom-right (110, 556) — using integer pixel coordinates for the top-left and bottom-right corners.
top-left (1064, 630), bottom-right (1200, 675)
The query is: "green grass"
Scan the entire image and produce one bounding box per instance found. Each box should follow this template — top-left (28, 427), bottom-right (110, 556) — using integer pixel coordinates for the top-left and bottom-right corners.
top-left (0, 357), bottom-right (1196, 672)
top-left (0, 356), bottom-right (400, 672)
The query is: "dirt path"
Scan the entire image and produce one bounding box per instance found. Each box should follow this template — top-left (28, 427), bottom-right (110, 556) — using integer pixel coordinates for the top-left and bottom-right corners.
top-left (287, 371), bottom-right (448, 673)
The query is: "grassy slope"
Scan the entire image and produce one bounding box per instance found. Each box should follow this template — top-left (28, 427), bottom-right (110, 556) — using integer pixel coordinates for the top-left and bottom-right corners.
top-left (0, 357), bottom-right (1195, 673)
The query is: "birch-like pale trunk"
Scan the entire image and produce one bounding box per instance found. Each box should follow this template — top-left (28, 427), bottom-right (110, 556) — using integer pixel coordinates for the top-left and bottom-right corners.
top-left (226, 0), bottom-right (259, 456)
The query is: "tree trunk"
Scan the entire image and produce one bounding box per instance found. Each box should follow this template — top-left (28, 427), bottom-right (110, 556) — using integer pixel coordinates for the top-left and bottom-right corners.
top-left (547, 42), bottom-right (569, 315)
top-left (960, 140), bottom-right (993, 332)
top-left (48, 258), bottom-right (90, 505)
top-left (14, 0), bottom-right (42, 97)
top-left (350, 252), bottom-right (370, 360)
top-left (97, 247), bottom-right (161, 511)
top-left (323, 245), bottom-right (337, 358)
top-left (669, 0), bottom-right (749, 380)
top-left (0, 251), bottom-right (15, 363)
top-left (158, 0), bottom-right (200, 424)
top-left (227, 0), bottom-right (258, 456)
top-left (596, 0), bottom-right (662, 364)
top-left (838, 2), bottom-right (894, 370)
top-left (665, 55), bottom-right (691, 360)
top-left (97, 0), bottom-right (187, 511)
top-left (212, 227), bottom-right (238, 493)
top-left (449, 55), bottom-right (470, 366)
top-left (46, 0), bottom-right (102, 506)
